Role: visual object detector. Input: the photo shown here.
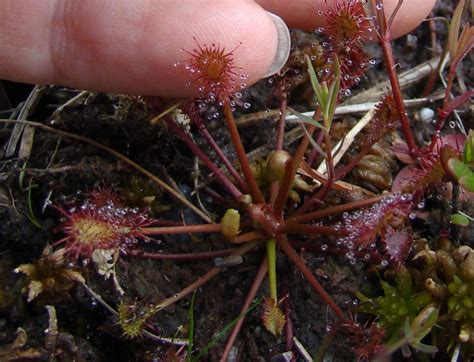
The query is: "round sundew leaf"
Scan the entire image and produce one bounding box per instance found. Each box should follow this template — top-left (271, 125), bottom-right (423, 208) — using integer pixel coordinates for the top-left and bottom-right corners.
top-left (392, 165), bottom-right (423, 193)
top-left (434, 133), bottom-right (466, 154)
top-left (391, 141), bottom-right (415, 164)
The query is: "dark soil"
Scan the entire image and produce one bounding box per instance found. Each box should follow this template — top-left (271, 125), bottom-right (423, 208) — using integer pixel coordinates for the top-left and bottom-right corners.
top-left (0, 1), bottom-right (472, 361)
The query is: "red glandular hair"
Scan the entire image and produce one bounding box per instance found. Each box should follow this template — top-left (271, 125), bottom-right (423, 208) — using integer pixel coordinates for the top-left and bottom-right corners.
top-left (181, 37), bottom-right (244, 102)
top-left (54, 189), bottom-right (154, 261)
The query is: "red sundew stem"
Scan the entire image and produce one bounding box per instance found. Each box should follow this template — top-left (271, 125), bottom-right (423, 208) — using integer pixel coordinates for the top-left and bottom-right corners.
top-left (275, 92), bottom-right (288, 151)
top-left (233, 230), bottom-right (265, 244)
top-left (202, 186), bottom-right (233, 207)
top-left (422, 48), bottom-right (448, 98)
top-left (196, 122), bottom-right (249, 193)
top-left (293, 130), bottom-right (336, 216)
top-left (282, 288), bottom-right (293, 351)
top-left (335, 147), bottom-right (371, 180)
top-left (429, 89), bottom-right (474, 150)
top-left (269, 93), bottom-right (288, 208)
top-left (150, 240), bottom-right (264, 313)
top-left (281, 223), bottom-right (343, 236)
top-left (164, 116), bottom-right (242, 200)
top-left (220, 257), bottom-right (268, 362)
top-left (223, 100), bottom-right (265, 204)
top-left (289, 239), bottom-right (384, 264)
top-left (284, 108), bottom-right (322, 212)
top-left (306, 129), bottom-right (325, 167)
top-left (273, 159), bottom-right (295, 218)
top-left (291, 122), bottom-right (317, 181)
top-left (287, 194), bottom-right (385, 225)
top-left (372, 0), bottom-right (418, 158)
top-left (277, 235), bottom-right (350, 324)
top-left (141, 223), bottom-right (222, 235)
top-left (428, 63), bottom-right (460, 150)
top-left (125, 248), bottom-right (236, 261)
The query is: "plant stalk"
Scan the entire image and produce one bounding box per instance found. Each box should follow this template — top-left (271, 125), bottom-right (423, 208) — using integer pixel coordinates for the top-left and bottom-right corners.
top-left (267, 238), bottom-right (278, 301)
top-left (372, 0), bottom-right (418, 157)
top-left (164, 116), bottom-right (242, 200)
top-left (277, 235), bottom-right (350, 324)
top-left (223, 100), bottom-right (265, 204)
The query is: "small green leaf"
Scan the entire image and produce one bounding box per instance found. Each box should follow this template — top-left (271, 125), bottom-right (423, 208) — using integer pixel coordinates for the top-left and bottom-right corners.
top-left (459, 174), bottom-right (474, 192)
top-left (354, 290), bottom-right (370, 303)
top-left (412, 341), bottom-right (438, 354)
top-left (287, 107), bottom-right (327, 130)
top-left (305, 55), bottom-right (325, 107)
top-left (221, 209), bottom-right (240, 241)
top-left (448, 0), bottom-right (465, 59)
top-left (326, 55), bottom-right (341, 125)
top-left (451, 213), bottom-right (471, 226)
top-left (410, 305), bottom-right (439, 342)
top-left (463, 131), bottom-right (474, 163)
top-left (447, 158), bottom-right (472, 179)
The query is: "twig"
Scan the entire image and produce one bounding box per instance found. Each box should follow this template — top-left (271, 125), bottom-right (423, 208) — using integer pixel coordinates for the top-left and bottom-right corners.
top-left (0, 119), bottom-right (212, 223)
top-left (80, 282), bottom-right (188, 346)
top-left (6, 85), bottom-right (47, 158)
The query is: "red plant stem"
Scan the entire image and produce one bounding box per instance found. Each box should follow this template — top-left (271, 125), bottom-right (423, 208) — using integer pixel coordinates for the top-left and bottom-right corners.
top-left (422, 37), bottom-right (447, 97)
top-left (223, 100), bottom-right (265, 204)
top-left (233, 230), bottom-right (265, 244)
top-left (202, 186), bottom-right (233, 207)
top-left (282, 289), bottom-right (293, 351)
top-left (306, 129), bottom-right (325, 167)
top-left (294, 124), bottom-right (317, 175)
top-left (335, 148), bottom-right (370, 180)
top-left (141, 223), bottom-right (222, 235)
top-left (284, 108), bottom-right (321, 196)
top-left (428, 68), bottom-right (457, 149)
top-left (153, 240), bottom-right (263, 311)
top-left (295, 131), bottom-right (336, 215)
top-left (373, 0), bottom-right (418, 157)
top-left (287, 194), bottom-right (384, 224)
top-left (429, 89), bottom-right (474, 150)
top-left (281, 223), bottom-right (342, 236)
top-left (220, 257), bottom-right (268, 362)
top-left (125, 248), bottom-right (235, 261)
top-left (269, 94), bottom-right (288, 207)
top-left (275, 93), bottom-right (288, 151)
top-left (289, 240), bottom-right (384, 264)
top-left (273, 159), bottom-right (295, 218)
top-left (277, 235), bottom-right (350, 324)
top-left (164, 116), bottom-right (242, 200)
top-left (196, 122), bottom-right (249, 193)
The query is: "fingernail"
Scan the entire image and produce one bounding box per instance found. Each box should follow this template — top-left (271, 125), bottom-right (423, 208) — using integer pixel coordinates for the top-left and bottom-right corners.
top-left (263, 12), bottom-right (291, 78)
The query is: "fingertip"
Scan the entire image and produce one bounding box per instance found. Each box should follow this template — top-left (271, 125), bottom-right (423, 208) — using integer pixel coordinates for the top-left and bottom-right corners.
top-left (158, 2), bottom-right (290, 97)
top-left (256, 0), bottom-right (436, 39)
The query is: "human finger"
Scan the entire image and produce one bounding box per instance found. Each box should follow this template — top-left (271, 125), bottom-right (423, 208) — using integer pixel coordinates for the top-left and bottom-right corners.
top-left (0, 0), bottom-right (290, 97)
top-left (256, 0), bottom-right (436, 39)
